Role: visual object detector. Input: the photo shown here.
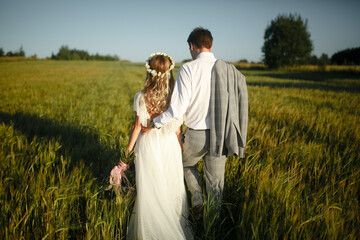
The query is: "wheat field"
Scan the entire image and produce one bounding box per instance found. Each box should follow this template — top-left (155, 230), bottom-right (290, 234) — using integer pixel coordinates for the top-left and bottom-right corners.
top-left (0, 60), bottom-right (359, 239)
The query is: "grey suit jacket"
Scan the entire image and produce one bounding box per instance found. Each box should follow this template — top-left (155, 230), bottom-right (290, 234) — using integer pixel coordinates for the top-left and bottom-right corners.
top-left (209, 60), bottom-right (248, 158)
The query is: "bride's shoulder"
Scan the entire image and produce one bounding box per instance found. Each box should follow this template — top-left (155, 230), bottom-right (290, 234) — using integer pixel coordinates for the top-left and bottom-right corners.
top-left (133, 90), bottom-right (144, 103)
top-left (133, 90), bottom-right (147, 112)
top-left (134, 90), bottom-right (143, 98)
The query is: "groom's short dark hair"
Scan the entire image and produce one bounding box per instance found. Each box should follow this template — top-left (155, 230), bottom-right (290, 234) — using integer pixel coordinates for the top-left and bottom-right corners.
top-left (187, 27), bottom-right (213, 49)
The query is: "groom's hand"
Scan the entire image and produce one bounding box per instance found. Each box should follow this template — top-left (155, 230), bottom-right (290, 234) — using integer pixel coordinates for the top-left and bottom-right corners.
top-left (141, 124), bottom-right (153, 134)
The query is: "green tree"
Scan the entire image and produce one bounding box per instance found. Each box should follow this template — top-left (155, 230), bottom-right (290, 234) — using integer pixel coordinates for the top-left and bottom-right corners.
top-left (0, 48), bottom-right (4, 57)
top-left (6, 51), bottom-right (14, 56)
top-left (58, 45), bottom-right (72, 60)
top-left (262, 13), bottom-right (313, 68)
top-left (18, 46), bottom-right (25, 57)
top-left (318, 53), bottom-right (330, 66)
top-left (309, 55), bottom-right (318, 65)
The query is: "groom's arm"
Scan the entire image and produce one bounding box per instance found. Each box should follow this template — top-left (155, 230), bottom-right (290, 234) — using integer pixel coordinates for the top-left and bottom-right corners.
top-left (153, 65), bottom-right (191, 127)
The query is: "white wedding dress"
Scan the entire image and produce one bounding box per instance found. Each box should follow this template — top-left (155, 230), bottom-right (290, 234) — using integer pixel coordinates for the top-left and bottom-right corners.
top-left (127, 91), bottom-right (193, 240)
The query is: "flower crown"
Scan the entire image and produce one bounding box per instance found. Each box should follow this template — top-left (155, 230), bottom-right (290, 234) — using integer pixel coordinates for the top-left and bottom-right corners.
top-left (145, 52), bottom-right (175, 78)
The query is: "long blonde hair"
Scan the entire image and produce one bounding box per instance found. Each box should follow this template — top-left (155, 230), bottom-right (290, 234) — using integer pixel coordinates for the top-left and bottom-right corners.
top-left (142, 54), bottom-right (175, 116)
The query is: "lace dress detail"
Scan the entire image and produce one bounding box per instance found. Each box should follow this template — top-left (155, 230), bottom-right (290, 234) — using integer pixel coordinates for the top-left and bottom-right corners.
top-left (127, 91), bottom-right (193, 240)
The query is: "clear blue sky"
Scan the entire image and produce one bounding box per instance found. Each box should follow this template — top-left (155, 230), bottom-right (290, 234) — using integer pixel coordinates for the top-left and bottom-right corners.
top-left (1, 0), bottom-right (359, 63)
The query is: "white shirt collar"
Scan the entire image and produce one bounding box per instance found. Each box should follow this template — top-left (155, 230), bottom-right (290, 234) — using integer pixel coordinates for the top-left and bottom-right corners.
top-left (196, 52), bottom-right (215, 60)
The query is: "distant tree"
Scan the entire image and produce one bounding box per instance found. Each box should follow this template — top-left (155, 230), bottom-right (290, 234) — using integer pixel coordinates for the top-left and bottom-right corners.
top-left (51, 52), bottom-right (56, 60)
top-left (262, 13), bottom-right (313, 68)
top-left (308, 55), bottom-right (318, 65)
top-left (0, 48), bottom-right (4, 57)
top-left (18, 46), bottom-right (25, 57)
top-left (318, 53), bottom-right (330, 66)
top-left (307, 53), bottom-right (330, 65)
top-left (74, 49), bottom-right (90, 60)
top-left (57, 45), bottom-right (72, 60)
top-left (238, 59), bottom-right (248, 63)
top-left (331, 47), bottom-right (360, 65)
top-left (6, 51), bottom-right (14, 56)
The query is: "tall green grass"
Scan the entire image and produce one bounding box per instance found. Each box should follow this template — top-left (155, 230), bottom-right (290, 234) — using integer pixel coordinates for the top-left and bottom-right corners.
top-left (0, 61), bottom-right (359, 239)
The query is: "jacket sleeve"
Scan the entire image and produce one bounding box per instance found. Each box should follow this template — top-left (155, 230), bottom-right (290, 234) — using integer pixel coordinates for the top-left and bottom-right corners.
top-left (236, 66), bottom-right (248, 158)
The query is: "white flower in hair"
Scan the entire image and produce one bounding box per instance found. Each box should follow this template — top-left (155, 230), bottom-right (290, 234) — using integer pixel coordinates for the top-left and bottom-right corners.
top-left (145, 52), bottom-right (175, 77)
top-left (150, 69), bottom-right (157, 77)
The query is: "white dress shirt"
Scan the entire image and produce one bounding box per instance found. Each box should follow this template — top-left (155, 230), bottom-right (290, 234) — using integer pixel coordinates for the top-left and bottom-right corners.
top-left (154, 52), bottom-right (216, 130)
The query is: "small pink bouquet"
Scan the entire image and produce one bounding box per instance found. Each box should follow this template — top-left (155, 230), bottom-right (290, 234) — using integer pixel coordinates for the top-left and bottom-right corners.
top-left (107, 149), bottom-right (134, 191)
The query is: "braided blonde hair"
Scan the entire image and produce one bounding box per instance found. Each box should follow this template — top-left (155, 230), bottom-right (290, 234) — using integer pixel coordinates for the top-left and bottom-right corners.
top-left (142, 54), bottom-right (175, 116)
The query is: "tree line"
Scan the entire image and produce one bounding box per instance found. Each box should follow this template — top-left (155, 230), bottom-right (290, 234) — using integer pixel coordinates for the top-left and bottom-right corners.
top-left (1, 28), bottom-right (359, 66)
top-left (50, 46), bottom-right (119, 61)
top-left (0, 46), bottom-right (26, 57)
top-left (331, 47), bottom-right (360, 65)
top-left (0, 45), bottom-right (119, 61)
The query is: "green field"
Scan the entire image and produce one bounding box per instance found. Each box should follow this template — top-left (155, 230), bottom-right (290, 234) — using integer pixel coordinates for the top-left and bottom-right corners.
top-left (1, 60), bottom-right (359, 239)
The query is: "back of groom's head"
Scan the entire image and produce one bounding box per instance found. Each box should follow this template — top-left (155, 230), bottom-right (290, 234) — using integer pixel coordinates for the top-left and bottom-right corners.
top-left (187, 27), bottom-right (213, 49)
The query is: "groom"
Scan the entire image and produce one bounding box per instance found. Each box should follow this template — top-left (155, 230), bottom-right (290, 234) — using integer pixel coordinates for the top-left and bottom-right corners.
top-left (144, 27), bottom-right (227, 217)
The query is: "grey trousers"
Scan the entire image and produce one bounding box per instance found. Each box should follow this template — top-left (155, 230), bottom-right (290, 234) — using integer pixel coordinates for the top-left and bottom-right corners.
top-left (182, 128), bottom-right (227, 207)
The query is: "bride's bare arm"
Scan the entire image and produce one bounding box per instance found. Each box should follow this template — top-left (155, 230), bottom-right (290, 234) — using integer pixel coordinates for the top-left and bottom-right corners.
top-left (127, 113), bottom-right (141, 154)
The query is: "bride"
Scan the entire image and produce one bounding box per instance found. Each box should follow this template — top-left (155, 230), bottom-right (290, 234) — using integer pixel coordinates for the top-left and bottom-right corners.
top-left (126, 53), bottom-right (193, 240)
